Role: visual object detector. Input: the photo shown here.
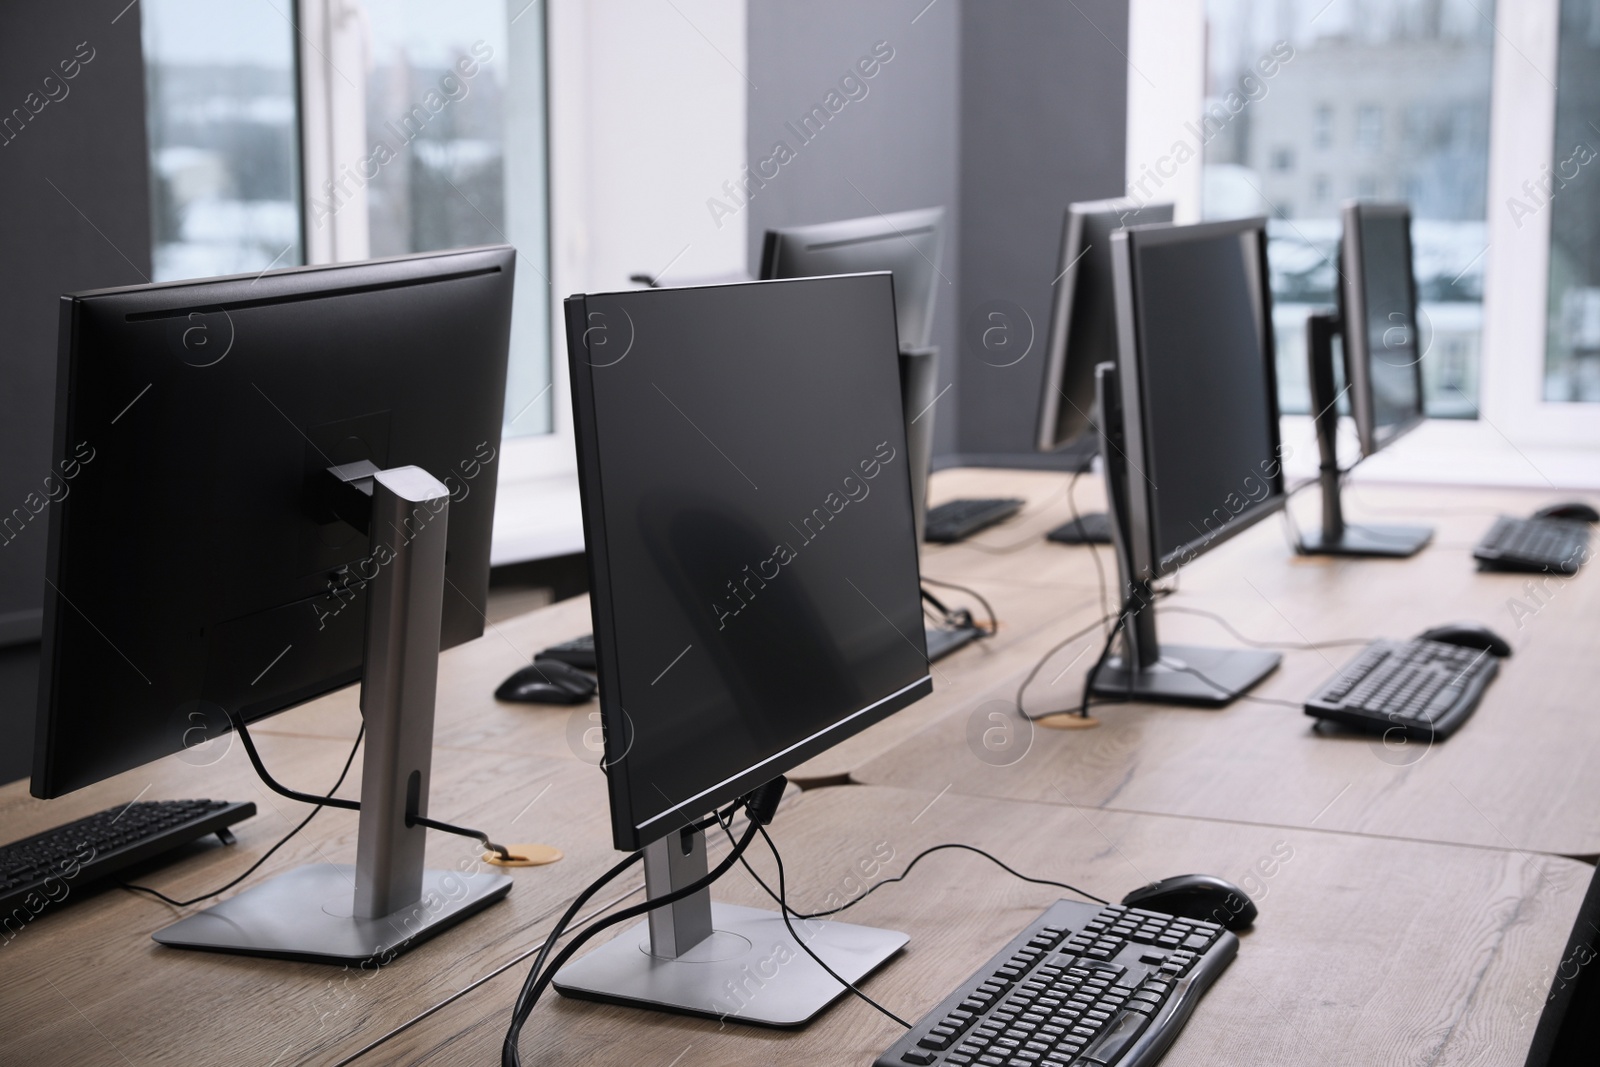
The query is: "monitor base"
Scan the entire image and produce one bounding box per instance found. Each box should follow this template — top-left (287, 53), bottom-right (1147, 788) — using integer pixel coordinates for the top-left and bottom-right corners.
top-left (926, 620), bottom-right (984, 662)
top-left (1091, 644), bottom-right (1281, 707)
top-left (152, 862), bottom-right (510, 965)
top-left (1046, 511), bottom-right (1112, 544)
top-left (1297, 522), bottom-right (1433, 558)
top-left (554, 902), bottom-right (907, 1028)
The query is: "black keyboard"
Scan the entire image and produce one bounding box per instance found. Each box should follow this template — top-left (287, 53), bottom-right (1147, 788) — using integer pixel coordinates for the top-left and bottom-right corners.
top-left (0, 799), bottom-right (254, 919)
top-left (876, 899), bottom-right (1236, 1067)
top-left (1474, 515), bottom-right (1590, 574)
top-left (925, 498), bottom-right (1025, 544)
top-left (538, 633), bottom-right (596, 670)
top-left (1303, 638), bottom-right (1499, 740)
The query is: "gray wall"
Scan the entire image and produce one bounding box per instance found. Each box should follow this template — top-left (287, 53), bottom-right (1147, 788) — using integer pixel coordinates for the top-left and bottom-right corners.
top-left (0, 0), bottom-right (152, 780)
top-left (745, 0), bottom-right (962, 456)
top-left (746, 0), bottom-right (1130, 468)
top-left (954, 0), bottom-right (1129, 467)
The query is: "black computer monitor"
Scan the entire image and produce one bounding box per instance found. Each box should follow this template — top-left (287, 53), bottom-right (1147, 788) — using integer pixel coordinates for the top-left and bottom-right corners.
top-left (554, 273), bottom-right (930, 1024)
top-left (1341, 202), bottom-right (1426, 456)
top-left (759, 206), bottom-right (942, 350)
top-left (34, 246), bottom-right (517, 963)
top-left (1035, 199), bottom-right (1173, 545)
top-left (1037, 199), bottom-right (1174, 454)
top-left (1298, 201), bottom-right (1433, 556)
top-left (759, 207), bottom-right (945, 541)
top-left (1093, 217), bottom-right (1286, 705)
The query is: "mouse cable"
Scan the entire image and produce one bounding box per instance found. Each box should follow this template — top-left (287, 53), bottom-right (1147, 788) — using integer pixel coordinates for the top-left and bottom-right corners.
top-left (122, 724), bottom-right (365, 908)
top-left (721, 815), bottom-right (1108, 921)
top-left (226, 708), bottom-right (515, 860)
top-left (752, 819), bottom-right (913, 1028)
top-left (1015, 610), bottom-right (1117, 720)
top-left (502, 790), bottom-right (774, 1067)
top-left (1155, 605), bottom-right (1371, 651)
top-left (922, 577), bottom-right (998, 636)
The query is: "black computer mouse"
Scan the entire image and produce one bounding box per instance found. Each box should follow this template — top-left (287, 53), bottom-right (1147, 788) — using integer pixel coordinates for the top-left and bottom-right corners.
top-left (1534, 501), bottom-right (1600, 523)
top-left (1122, 874), bottom-right (1257, 931)
top-left (1418, 622), bottom-right (1512, 658)
top-left (495, 659), bottom-right (597, 704)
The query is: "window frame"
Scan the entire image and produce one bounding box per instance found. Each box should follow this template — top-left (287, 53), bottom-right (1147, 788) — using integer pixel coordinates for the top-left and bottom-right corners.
top-left (1128, 0), bottom-right (1600, 482)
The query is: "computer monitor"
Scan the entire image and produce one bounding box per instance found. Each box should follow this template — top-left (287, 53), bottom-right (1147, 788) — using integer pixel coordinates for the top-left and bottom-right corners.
top-left (759, 206), bottom-right (944, 538)
top-left (553, 273), bottom-right (931, 1024)
top-left (1035, 199), bottom-right (1173, 544)
top-left (1093, 217), bottom-right (1285, 705)
top-left (1298, 201), bottom-right (1432, 556)
top-left (33, 246), bottom-right (517, 963)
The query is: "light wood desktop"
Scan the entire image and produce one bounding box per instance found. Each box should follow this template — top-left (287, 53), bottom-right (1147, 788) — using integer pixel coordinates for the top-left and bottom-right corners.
top-left (344, 785), bottom-right (1592, 1066)
top-left (860, 469), bottom-right (1600, 857)
top-left (0, 468), bottom-right (1592, 1065)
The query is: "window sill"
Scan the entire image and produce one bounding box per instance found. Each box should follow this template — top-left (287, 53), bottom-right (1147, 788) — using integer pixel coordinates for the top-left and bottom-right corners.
top-left (1279, 415), bottom-right (1600, 491)
top-left (490, 471), bottom-right (585, 566)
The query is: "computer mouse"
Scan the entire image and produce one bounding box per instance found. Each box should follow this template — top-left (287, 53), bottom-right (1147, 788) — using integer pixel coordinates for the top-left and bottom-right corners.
top-left (1418, 622), bottom-right (1512, 658)
top-left (494, 659), bottom-right (597, 705)
top-left (1122, 874), bottom-right (1257, 931)
top-left (1534, 501), bottom-right (1600, 523)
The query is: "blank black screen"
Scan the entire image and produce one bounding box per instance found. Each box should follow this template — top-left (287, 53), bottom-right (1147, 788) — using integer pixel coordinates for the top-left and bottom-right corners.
top-left (1356, 214), bottom-right (1424, 441)
top-left (1131, 228), bottom-right (1281, 565)
top-left (572, 275), bottom-right (929, 848)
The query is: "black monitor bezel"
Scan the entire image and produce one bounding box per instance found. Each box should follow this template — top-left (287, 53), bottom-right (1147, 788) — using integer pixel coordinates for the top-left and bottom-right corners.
top-left (1339, 200), bottom-right (1427, 458)
top-left (1110, 216), bottom-right (1286, 581)
top-left (564, 275), bottom-right (933, 853)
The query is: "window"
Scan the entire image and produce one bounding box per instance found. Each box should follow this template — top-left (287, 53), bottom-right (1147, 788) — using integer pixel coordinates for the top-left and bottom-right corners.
top-left (142, 0), bottom-right (302, 281)
top-left (1313, 104), bottom-right (1333, 148)
top-left (1544, 0), bottom-right (1600, 402)
top-left (1271, 147), bottom-right (1295, 172)
top-left (300, 1), bottom-right (552, 441)
top-left (142, 1), bottom-right (552, 442)
top-left (1356, 105), bottom-right (1383, 152)
top-left (1202, 0), bottom-right (1494, 418)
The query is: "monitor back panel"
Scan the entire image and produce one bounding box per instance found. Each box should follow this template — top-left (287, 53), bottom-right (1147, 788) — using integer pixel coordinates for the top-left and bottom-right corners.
top-left (34, 247), bottom-right (513, 797)
top-left (759, 206), bottom-right (942, 351)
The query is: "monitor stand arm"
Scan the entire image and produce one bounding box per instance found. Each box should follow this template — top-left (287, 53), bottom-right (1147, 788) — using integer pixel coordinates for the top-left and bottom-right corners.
top-left (553, 823), bottom-right (907, 1027)
top-left (1295, 311), bottom-right (1431, 557)
top-left (152, 464), bottom-right (510, 965)
top-left (1086, 362), bottom-right (1280, 707)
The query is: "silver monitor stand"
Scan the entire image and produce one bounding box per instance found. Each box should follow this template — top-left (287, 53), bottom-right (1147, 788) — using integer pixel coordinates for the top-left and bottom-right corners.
top-left (554, 825), bottom-right (906, 1027)
top-left (153, 465), bottom-right (510, 965)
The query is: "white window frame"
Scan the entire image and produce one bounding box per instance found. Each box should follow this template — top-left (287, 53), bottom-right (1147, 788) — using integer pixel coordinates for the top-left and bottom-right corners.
top-left (1128, 0), bottom-right (1600, 487)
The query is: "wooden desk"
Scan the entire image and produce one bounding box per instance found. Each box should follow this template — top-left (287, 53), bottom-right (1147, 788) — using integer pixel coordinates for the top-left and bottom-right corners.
top-left (345, 784), bottom-right (1592, 1065)
top-left (0, 690), bottom-right (633, 1065)
top-left (858, 472), bottom-right (1600, 856)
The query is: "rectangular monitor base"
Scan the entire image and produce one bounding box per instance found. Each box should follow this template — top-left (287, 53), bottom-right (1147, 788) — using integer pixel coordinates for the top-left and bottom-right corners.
top-left (1091, 644), bottom-right (1281, 707)
top-left (152, 862), bottom-right (510, 965)
top-left (1298, 522), bottom-right (1433, 558)
top-left (927, 620), bottom-right (984, 662)
top-left (554, 902), bottom-right (907, 1028)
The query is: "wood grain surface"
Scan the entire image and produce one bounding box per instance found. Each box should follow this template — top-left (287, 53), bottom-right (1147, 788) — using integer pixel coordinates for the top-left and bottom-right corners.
top-left (348, 784), bottom-right (1592, 1066)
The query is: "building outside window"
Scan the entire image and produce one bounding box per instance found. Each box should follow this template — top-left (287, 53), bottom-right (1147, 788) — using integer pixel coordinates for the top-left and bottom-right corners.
top-left (142, 0), bottom-right (302, 282)
top-left (1203, 0), bottom-right (1494, 418)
